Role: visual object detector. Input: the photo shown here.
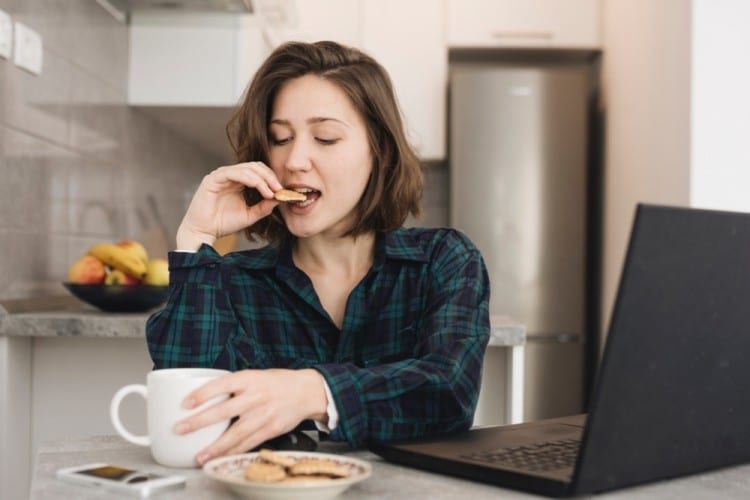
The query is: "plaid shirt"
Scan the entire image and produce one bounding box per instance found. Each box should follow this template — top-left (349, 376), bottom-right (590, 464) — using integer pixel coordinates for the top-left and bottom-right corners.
top-left (146, 227), bottom-right (490, 448)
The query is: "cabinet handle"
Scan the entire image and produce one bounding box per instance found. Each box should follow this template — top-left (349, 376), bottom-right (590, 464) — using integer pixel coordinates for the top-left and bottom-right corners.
top-left (491, 31), bottom-right (554, 40)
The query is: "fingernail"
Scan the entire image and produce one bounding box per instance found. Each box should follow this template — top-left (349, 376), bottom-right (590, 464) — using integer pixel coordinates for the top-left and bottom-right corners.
top-left (196, 452), bottom-right (211, 465)
top-left (175, 422), bottom-right (190, 434)
top-left (183, 397), bottom-right (196, 409)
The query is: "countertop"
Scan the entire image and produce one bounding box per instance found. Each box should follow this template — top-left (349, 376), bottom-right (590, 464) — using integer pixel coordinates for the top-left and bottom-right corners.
top-left (31, 435), bottom-right (750, 499)
top-left (0, 300), bottom-right (525, 346)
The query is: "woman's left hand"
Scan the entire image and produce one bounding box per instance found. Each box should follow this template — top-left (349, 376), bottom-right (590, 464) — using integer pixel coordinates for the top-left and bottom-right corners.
top-left (175, 368), bottom-right (329, 465)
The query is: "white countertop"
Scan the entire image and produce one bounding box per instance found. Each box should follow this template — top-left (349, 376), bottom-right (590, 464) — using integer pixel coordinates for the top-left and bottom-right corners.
top-left (0, 303), bottom-right (525, 346)
top-left (30, 435), bottom-right (750, 499)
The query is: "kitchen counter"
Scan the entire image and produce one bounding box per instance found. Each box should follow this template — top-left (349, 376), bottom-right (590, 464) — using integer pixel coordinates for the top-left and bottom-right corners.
top-left (0, 305), bottom-right (525, 345)
top-left (0, 297), bottom-right (153, 338)
top-left (0, 301), bottom-right (526, 500)
top-left (31, 434), bottom-right (750, 499)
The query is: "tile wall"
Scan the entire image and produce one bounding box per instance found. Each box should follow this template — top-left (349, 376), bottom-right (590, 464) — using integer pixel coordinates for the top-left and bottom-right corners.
top-left (0, 1), bottom-right (219, 300)
top-left (0, 1), bottom-right (449, 302)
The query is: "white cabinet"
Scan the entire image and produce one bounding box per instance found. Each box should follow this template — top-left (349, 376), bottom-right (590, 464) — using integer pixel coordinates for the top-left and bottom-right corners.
top-left (446, 0), bottom-right (601, 49)
top-left (128, 12), bottom-right (265, 106)
top-left (362, 0), bottom-right (447, 159)
top-left (128, 2), bottom-right (448, 160)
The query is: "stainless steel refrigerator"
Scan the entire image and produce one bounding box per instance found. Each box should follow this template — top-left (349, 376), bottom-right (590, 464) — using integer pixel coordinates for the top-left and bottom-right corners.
top-left (449, 62), bottom-right (597, 423)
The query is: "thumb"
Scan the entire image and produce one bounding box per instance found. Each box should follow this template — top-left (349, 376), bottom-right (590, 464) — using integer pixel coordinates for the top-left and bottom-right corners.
top-left (246, 199), bottom-right (279, 223)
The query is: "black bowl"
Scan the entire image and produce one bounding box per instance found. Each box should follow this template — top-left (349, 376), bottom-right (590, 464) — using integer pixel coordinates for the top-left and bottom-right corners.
top-left (63, 283), bottom-right (169, 313)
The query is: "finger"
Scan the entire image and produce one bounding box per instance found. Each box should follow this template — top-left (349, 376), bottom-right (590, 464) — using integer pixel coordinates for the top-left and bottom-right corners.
top-left (245, 162), bottom-right (283, 192)
top-left (227, 162), bottom-right (283, 198)
top-left (175, 394), bottom-right (243, 436)
top-left (207, 164), bottom-right (276, 199)
top-left (196, 415), bottom-right (269, 464)
top-left (246, 199), bottom-right (279, 220)
top-left (182, 374), bottom-right (236, 409)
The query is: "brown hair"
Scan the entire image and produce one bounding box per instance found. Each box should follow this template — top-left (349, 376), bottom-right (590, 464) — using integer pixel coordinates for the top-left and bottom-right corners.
top-left (226, 40), bottom-right (423, 242)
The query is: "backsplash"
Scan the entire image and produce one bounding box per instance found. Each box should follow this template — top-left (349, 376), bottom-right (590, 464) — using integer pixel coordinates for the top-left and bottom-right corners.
top-left (0, 1), bottom-right (449, 301)
top-left (0, 1), bottom-right (218, 300)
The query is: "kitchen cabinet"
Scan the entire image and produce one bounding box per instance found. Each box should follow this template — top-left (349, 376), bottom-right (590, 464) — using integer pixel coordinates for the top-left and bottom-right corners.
top-left (128, 1), bottom-right (448, 160)
top-left (128, 12), bottom-right (265, 106)
top-left (361, 0), bottom-right (447, 160)
top-left (446, 0), bottom-right (601, 49)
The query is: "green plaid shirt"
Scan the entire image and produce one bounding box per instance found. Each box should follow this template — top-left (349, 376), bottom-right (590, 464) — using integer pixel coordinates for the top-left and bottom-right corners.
top-left (146, 227), bottom-right (490, 447)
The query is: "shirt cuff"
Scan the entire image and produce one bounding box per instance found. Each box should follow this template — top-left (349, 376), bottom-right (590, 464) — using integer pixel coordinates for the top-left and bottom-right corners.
top-left (314, 378), bottom-right (339, 434)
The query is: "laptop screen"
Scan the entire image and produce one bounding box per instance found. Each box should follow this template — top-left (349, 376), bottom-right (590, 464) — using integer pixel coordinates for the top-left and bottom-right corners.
top-left (575, 204), bottom-right (750, 492)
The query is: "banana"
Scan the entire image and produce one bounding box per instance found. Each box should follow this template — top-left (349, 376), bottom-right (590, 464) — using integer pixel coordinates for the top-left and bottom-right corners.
top-left (88, 243), bottom-right (148, 279)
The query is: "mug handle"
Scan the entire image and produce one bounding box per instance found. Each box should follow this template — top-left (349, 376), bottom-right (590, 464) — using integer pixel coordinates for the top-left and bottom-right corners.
top-left (110, 384), bottom-right (150, 447)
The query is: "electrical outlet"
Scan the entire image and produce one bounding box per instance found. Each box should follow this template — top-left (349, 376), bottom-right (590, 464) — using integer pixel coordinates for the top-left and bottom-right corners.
top-left (0, 9), bottom-right (12, 60)
top-left (14, 21), bottom-right (42, 75)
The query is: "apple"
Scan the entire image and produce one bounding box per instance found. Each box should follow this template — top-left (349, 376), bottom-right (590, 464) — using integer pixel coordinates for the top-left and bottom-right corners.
top-left (105, 269), bottom-right (141, 285)
top-left (67, 256), bottom-right (107, 284)
top-left (143, 258), bottom-right (169, 286)
top-left (116, 240), bottom-right (149, 267)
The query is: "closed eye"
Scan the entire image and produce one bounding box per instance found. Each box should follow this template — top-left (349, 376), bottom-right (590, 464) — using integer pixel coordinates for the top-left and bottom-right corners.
top-left (270, 136), bottom-right (292, 146)
top-left (316, 138), bottom-right (339, 145)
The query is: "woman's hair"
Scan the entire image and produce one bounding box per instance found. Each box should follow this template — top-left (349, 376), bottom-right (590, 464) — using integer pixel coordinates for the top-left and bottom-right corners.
top-left (226, 40), bottom-right (423, 242)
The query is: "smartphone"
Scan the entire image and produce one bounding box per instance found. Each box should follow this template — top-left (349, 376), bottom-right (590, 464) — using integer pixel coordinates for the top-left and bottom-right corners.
top-left (56, 463), bottom-right (186, 498)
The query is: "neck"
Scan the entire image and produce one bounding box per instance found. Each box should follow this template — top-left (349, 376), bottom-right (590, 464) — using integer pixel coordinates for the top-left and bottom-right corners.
top-left (293, 232), bottom-right (376, 278)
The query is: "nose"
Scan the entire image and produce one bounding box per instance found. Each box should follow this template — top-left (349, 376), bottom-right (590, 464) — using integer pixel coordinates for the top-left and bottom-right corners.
top-left (284, 137), bottom-right (312, 172)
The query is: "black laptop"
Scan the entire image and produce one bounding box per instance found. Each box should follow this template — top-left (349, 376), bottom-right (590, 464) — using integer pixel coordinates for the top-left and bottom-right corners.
top-left (370, 204), bottom-right (750, 497)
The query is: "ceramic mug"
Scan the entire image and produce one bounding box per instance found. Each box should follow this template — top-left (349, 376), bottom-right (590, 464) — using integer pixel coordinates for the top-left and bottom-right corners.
top-left (110, 368), bottom-right (230, 468)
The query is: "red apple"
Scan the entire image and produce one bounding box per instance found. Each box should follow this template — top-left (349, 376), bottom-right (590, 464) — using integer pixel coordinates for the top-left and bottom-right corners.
top-left (67, 256), bottom-right (106, 284)
top-left (105, 269), bottom-right (141, 285)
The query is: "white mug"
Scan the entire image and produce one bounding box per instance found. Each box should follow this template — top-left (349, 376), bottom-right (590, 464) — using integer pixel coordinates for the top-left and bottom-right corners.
top-left (110, 368), bottom-right (231, 468)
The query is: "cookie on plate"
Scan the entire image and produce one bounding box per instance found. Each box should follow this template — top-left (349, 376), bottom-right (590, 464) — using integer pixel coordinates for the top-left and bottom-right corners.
top-left (244, 462), bottom-right (287, 483)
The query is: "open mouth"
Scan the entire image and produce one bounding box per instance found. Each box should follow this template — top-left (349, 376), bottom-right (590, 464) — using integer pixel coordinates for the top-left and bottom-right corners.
top-left (289, 188), bottom-right (320, 207)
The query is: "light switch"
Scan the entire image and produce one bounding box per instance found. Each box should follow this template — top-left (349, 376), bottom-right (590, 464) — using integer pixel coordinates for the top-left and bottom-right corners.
top-left (14, 21), bottom-right (43, 75)
top-left (0, 9), bottom-right (12, 60)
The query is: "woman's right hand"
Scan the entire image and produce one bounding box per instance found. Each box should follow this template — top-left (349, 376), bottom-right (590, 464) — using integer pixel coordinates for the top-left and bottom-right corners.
top-left (176, 162), bottom-right (283, 250)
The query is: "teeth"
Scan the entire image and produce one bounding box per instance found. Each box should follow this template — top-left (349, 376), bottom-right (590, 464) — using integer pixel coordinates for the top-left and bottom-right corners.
top-left (293, 188), bottom-right (314, 193)
top-left (297, 198), bottom-right (315, 207)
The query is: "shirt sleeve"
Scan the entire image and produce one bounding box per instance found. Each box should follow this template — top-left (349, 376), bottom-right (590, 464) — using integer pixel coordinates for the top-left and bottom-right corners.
top-left (146, 245), bottom-right (243, 369)
top-left (313, 378), bottom-right (339, 434)
top-left (313, 232), bottom-right (491, 447)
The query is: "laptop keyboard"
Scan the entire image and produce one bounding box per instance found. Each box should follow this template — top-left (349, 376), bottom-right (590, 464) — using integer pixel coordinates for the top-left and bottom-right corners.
top-left (461, 438), bottom-right (581, 472)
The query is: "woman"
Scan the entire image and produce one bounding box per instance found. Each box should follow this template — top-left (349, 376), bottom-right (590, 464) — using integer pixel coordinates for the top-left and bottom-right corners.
top-left (146, 41), bottom-right (490, 465)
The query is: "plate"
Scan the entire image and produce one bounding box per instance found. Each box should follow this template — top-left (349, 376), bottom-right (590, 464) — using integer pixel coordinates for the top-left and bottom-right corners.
top-left (63, 283), bottom-right (169, 312)
top-left (203, 451), bottom-right (372, 500)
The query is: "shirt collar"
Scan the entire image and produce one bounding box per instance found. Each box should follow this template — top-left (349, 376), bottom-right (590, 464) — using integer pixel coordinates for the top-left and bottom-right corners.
top-left (230, 228), bottom-right (429, 271)
top-left (383, 228), bottom-right (430, 263)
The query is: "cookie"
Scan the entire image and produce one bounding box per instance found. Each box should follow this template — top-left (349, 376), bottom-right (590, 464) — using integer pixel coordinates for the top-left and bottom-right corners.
top-left (281, 474), bottom-right (333, 484)
top-left (274, 189), bottom-right (307, 202)
top-left (259, 448), bottom-right (297, 468)
top-left (243, 462), bottom-right (287, 482)
top-left (288, 458), bottom-right (350, 478)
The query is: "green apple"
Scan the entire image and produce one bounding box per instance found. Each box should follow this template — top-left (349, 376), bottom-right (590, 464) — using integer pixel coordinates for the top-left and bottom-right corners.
top-left (143, 258), bottom-right (169, 286)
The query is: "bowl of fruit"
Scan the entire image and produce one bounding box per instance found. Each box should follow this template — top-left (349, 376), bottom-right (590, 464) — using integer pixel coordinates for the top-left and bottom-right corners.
top-left (65, 240), bottom-right (170, 313)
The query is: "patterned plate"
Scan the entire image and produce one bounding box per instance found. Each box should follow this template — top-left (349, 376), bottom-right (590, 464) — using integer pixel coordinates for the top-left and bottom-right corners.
top-left (203, 451), bottom-right (372, 500)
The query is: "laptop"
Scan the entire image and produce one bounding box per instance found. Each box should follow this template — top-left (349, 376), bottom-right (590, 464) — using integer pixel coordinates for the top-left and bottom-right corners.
top-left (370, 204), bottom-right (750, 497)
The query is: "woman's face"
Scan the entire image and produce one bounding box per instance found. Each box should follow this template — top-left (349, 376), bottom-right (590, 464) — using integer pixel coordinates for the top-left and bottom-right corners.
top-left (267, 74), bottom-right (373, 240)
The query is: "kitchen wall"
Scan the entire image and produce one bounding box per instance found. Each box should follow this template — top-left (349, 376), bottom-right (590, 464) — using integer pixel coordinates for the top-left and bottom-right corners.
top-left (600, 0), bottom-right (691, 338)
top-left (0, 1), bottom-right (219, 302)
top-left (600, 0), bottom-right (750, 341)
